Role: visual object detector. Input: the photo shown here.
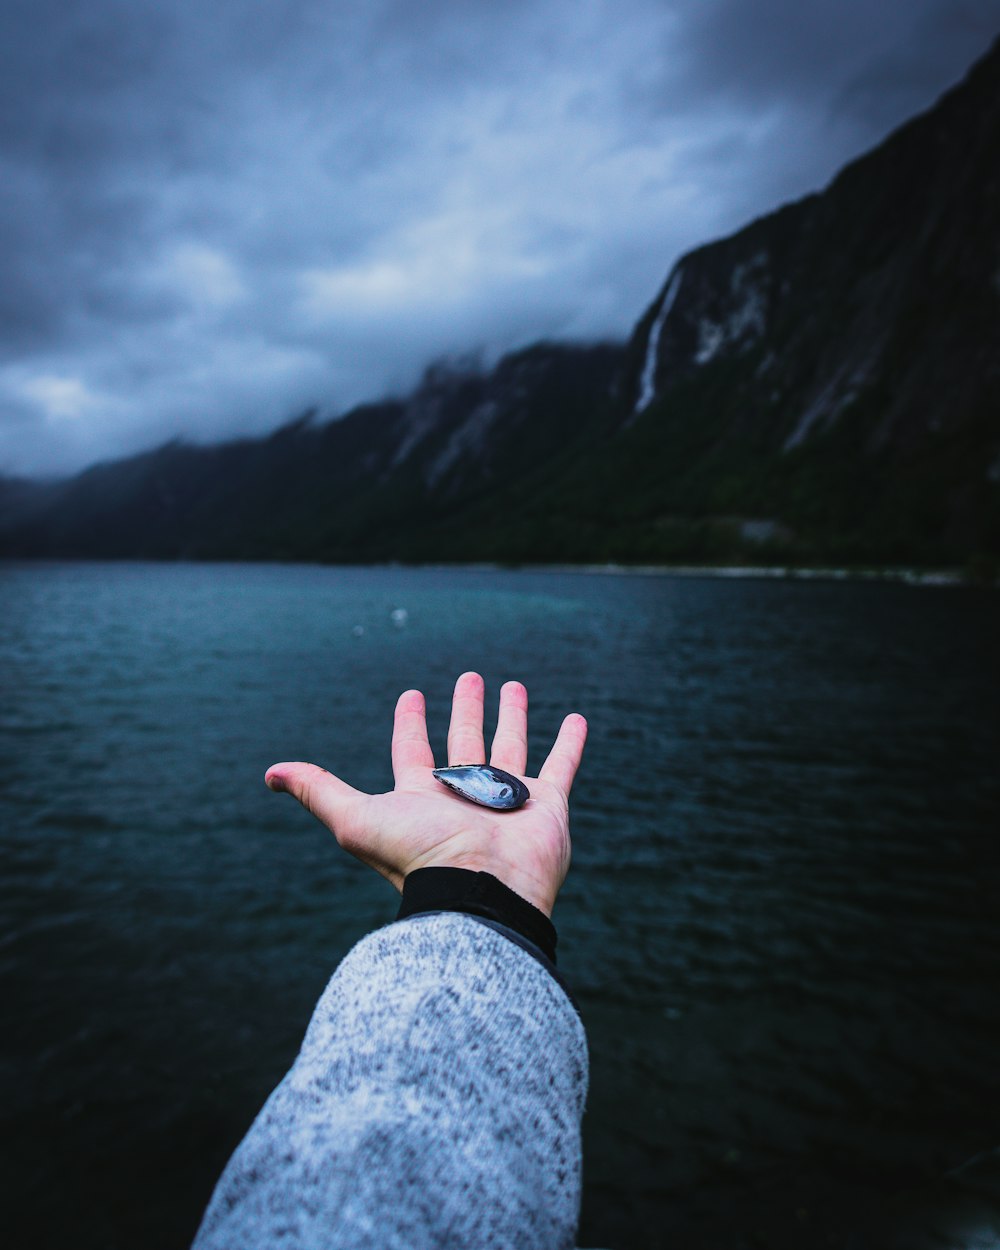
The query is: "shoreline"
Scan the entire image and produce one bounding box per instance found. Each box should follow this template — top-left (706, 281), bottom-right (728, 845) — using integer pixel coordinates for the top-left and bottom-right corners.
top-left (408, 561), bottom-right (973, 586)
top-left (533, 563), bottom-right (968, 586)
top-left (0, 556), bottom-right (988, 587)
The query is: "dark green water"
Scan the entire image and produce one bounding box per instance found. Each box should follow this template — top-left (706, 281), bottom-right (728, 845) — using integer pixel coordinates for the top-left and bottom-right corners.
top-left (2, 562), bottom-right (998, 1249)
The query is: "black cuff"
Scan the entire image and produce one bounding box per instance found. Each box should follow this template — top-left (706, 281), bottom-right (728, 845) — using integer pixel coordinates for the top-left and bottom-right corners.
top-left (396, 867), bottom-right (558, 965)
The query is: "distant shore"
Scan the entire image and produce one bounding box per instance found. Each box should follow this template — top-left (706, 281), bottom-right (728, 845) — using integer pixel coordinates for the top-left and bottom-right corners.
top-left (3, 556), bottom-right (995, 587)
top-left (411, 561), bottom-right (976, 586)
top-left (553, 563), bottom-right (969, 586)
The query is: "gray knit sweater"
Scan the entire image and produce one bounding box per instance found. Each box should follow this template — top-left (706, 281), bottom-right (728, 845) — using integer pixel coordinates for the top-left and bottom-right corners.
top-left (192, 911), bottom-right (589, 1249)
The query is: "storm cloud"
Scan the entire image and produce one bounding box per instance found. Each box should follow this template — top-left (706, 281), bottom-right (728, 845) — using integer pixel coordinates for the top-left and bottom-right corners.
top-left (2, 0), bottom-right (998, 474)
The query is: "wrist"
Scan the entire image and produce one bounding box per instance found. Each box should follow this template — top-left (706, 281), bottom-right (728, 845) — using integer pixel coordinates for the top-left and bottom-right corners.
top-left (396, 867), bottom-right (558, 964)
top-left (402, 845), bottom-right (560, 917)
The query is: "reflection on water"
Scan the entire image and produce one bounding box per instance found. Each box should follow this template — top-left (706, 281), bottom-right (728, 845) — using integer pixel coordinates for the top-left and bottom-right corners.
top-left (1, 562), bottom-right (998, 1249)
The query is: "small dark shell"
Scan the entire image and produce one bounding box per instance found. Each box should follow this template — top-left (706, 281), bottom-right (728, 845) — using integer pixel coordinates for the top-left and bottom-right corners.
top-left (432, 765), bottom-right (530, 811)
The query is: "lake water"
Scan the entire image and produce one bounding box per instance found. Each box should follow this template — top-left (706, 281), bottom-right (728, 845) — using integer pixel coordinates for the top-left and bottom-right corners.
top-left (2, 561), bottom-right (999, 1250)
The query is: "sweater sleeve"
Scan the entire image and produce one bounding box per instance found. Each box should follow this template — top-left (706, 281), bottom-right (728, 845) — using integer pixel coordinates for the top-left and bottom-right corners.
top-left (191, 912), bottom-right (589, 1250)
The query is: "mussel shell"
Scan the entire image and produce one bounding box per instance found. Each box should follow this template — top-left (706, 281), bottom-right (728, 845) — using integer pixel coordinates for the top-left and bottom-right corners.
top-left (432, 765), bottom-right (530, 811)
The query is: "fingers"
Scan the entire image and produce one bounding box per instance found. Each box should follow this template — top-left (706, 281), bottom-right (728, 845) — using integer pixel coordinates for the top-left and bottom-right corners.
top-left (392, 688), bottom-right (435, 784)
top-left (490, 680), bottom-right (529, 775)
top-left (538, 713), bottom-right (588, 797)
top-left (447, 671), bottom-right (486, 765)
top-left (265, 761), bottom-right (364, 834)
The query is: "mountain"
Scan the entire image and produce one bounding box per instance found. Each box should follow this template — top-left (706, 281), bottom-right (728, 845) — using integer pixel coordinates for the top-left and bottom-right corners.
top-left (2, 38), bottom-right (998, 568)
top-left (0, 344), bottom-right (623, 562)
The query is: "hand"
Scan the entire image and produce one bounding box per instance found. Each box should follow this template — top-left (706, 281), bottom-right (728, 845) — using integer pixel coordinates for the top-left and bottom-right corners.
top-left (265, 672), bottom-right (588, 917)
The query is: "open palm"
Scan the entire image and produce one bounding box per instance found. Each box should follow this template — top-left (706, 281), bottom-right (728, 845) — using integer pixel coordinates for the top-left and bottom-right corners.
top-left (265, 672), bottom-right (588, 916)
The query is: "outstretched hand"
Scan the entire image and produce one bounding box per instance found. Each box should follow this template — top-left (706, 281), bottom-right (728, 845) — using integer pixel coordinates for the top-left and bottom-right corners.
top-left (265, 672), bottom-right (588, 917)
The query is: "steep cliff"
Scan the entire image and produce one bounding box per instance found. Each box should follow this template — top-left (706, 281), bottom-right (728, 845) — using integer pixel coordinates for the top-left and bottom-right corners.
top-left (601, 36), bottom-right (1000, 563)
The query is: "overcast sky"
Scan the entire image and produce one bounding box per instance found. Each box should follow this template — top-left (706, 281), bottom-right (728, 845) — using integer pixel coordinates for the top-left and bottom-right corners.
top-left (2, 0), bottom-right (998, 476)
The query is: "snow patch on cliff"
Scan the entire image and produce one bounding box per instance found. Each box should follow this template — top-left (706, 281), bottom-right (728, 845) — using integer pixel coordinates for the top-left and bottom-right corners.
top-left (426, 400), bottom-right (503, 488)
top-left (694, 321), bottom-right (725, 366)
top-left (391, 399), bottom-right (443, 469)
top-left (695, 252), bottom-right (769, 367)
top-left (784, 364), bottom-right (869, 451)
top-left (728, 255), bottom-right (769, 339)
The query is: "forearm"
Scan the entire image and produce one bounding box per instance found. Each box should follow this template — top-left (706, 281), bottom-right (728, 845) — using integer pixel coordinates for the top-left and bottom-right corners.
top-left (192, 912), bottom-right (589, 1250)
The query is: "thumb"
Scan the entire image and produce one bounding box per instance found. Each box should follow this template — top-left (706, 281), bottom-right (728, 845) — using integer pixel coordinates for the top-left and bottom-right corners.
top-left (265, 761), bottom-right (365, 841)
